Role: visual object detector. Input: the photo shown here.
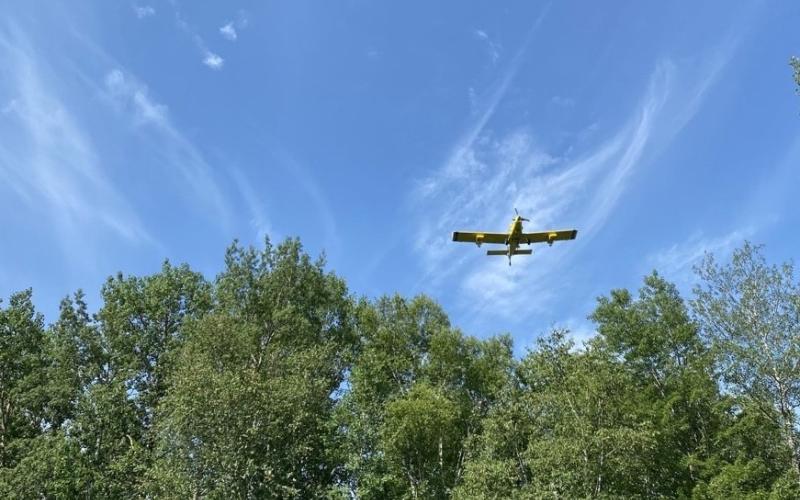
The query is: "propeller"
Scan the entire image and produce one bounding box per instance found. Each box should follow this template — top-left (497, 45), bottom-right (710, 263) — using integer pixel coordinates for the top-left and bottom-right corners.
top-left (514, 208), bottom-right (529, 222)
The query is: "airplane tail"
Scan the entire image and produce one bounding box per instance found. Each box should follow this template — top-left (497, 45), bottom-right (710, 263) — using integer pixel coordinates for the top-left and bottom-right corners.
top-left (486, 250), bottom-right (508, 256)
top-left (512, 249), bottom-right (532, 255)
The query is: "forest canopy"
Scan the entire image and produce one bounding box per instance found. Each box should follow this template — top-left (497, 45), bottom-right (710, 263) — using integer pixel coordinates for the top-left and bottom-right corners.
top-left (1, 238), bottom-right (799, 499)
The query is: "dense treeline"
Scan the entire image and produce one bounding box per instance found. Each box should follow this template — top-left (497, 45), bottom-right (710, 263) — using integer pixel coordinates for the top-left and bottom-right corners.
top-left (1, 238), bottom-right (799, 498)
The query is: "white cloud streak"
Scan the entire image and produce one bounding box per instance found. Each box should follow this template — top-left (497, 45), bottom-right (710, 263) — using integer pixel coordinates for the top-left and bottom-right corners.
top-left (170, 3), bottom-right (225, 70)
top-left (562, 317), bottom-right (599, 351)
top-left (417, 6), bottom-right (550, 200)
top-left (133, 5), bottom-right (155, 19)
top-left (103, 68), bottom-right (232, 228)
top-left (0, 31), bottom-right (156, 259)
top-left (412, 43), bottom-right (738, 322)
top-left (229, 167), bottom-right (274, 243)
top-left (645, 228), bottom-right (754, 289)
top-left (219, 11), bottom-right (248, 43)
top-left (474, 29), bottom-right (501, 64)
top-left (202, 52), bottom-right (224, 70)
top-left (219, 22), bottom-right (237, 41)
top-left (274, 150), bottom-right (341, 258)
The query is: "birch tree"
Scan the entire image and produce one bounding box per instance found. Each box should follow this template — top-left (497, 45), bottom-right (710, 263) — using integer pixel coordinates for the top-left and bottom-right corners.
top-left (692, 242), bottom-right (800, 482)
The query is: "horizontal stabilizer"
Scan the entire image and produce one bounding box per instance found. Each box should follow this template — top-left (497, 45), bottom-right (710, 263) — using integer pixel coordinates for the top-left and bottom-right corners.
top-left (512, 249), bottom-right (532, 255)
top-left (486, 250), bottom-right (508, 256)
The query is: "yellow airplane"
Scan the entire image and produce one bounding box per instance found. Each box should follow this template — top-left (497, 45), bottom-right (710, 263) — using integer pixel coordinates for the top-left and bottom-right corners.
top-left (452, 210), bottom-right (577, 265)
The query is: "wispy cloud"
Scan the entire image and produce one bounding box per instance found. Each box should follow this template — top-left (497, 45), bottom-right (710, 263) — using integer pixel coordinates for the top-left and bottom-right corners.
top-left (645, 228), bottom-right (754, 289)
top-left (563, 317), bottom-right (599, 351)
top-left (441, 127), bottom-right (629, 319)
top-left (412, 39), bottom-right (739, 322)
top-left (580, 62), bottom-right (672, 238)
top-left (170, 4), bottom-right (225, 70)
top-left (1, 98), bottom-right (17, 114)
top-left (273, 149), bottom-right (341, 258)
top-left (474, 29), bottom-right (501, 64)
top-left (202, 52), bottom-right (224, 70)
top-left (219, 11), bottom-right (248, 43)
top-left (0, 30), bottom-right (156, 259)
top-left (104, 69), bottom-right (167, 124)
top-left (219, 23), bottom-right (237, 41)
top-left (229, 167), bottom-right (274, 243)
top-left (417, 7), bottom-right (549, 200)
top-left (103, 68), bottom-right (232, 228)
top-left (233, 133), bottom-right (339, 258)
top-left (133, 5), bottom-right (155, 19)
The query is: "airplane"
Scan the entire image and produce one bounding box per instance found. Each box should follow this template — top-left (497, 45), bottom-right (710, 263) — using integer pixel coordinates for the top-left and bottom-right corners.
top-left (452, 209), bottom-right (577, 265)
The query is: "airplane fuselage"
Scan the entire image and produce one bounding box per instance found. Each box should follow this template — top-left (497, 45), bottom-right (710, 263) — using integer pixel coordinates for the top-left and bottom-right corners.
top-left (506, 216), bottom-right (524, 256)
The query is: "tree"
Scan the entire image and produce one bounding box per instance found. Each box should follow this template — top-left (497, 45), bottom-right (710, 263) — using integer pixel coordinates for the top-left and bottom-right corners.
top-left (692, 242), bottom-right (800, 484)
top-left (5, 234), bottom-right (800, 497)
top-left (0, 430), bottom-right (89, 499)
top-left (591, 273), bottom-right (723, 496)
top-left (693, 405), bottom-right (799, 499)
top-left (456, 330), bottom-right (656, 499)
top-left (792, 57), bottom-right (800, 94)
top-left (41, 291), bottom-right (103, 433)
top-left (338, 294), bottom-right (514, 499)
top-left (96, 260), bottom-right (213, 435)
top-left (381, 382), bottom-right (461, 499)
top-left (0, 292), bottom-right (106, 497)
top-left (0, 290), bottom-right (46, 469)
top-left (39, 260), bottom-right (214, 496)
top-left (148, 238), bottom-right (357, 498)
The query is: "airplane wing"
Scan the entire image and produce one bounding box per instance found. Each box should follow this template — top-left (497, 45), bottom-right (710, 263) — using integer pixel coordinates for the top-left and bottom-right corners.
top-left (452, 231), bottom-right (508, 244)
top-left (520, 229), bottom-right (578, 244)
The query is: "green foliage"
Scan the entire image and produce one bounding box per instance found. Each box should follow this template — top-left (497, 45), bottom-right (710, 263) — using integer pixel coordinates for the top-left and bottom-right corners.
top-left (382, 382), bottom-right (461, 498)
top-left (148, 239), bottom-right (356, 498)
top-left (591, 273), bottom-right (723, 496)
top-left (41, 291), bottom-right (103, 432)
top-left (457, 330), bottom-right (657, 498)
top-left (0, 290), bottom-right (46, 468)
top-left (693, 406), bottom-right (798, 499)
top-left (0, 431), bottom-right (88, 498)
top-left (792, 57), bottom-right (800, 94)
top-left (97, 260), bottom-right (213, 430)
top-left (0, 238), bottom-right (797, 498)
top-left (338, 294), bottom-right (514, 499)
top-left (692, 242), bottom-right (800, 484)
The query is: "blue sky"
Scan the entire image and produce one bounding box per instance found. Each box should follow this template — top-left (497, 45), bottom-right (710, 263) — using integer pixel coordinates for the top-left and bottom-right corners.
top-left (1, 1), bottom-right (798, 350)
